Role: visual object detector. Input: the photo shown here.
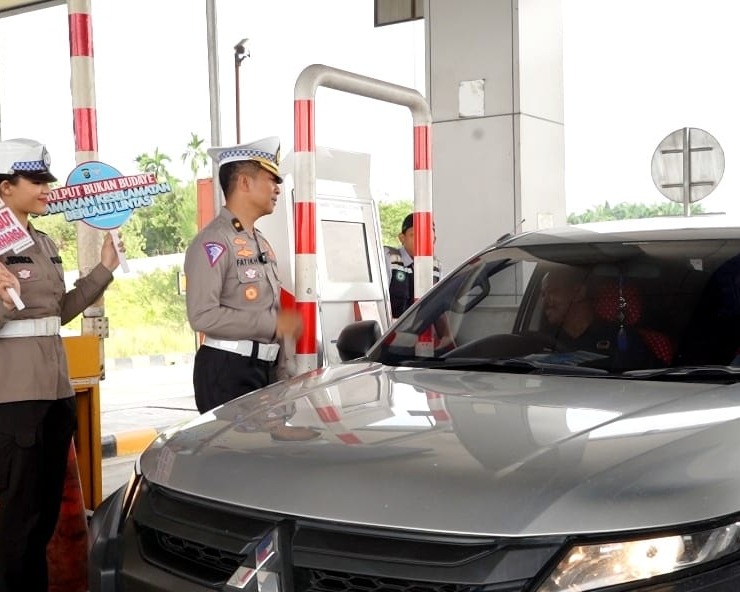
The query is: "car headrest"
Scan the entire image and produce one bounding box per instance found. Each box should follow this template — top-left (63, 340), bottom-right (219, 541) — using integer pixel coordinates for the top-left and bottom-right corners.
top-left (592, 279), bottom-right (643, 326)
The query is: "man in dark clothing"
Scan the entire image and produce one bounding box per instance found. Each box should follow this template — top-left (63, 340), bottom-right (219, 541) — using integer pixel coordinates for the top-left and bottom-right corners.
top-left (538, 267), bottom-right (658, 371)
top-left (384, 213), bottom-right (441, 319)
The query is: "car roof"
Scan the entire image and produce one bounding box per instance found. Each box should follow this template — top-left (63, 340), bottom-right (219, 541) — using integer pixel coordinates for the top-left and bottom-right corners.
top-left (500, 215), bottom-right (740, 248)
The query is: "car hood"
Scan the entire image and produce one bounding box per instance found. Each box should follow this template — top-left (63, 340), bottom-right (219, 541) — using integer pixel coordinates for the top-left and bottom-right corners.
top-left (141, 362), bottom-right (740, 536)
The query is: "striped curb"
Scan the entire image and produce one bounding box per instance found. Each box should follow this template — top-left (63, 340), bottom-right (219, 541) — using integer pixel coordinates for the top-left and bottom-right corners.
top-left (101, 428), bottom-right (159, 459)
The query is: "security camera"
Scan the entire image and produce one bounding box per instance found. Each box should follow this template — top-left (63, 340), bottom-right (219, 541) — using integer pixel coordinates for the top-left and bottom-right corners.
top-left (234, 38), bottom-right (250, 57)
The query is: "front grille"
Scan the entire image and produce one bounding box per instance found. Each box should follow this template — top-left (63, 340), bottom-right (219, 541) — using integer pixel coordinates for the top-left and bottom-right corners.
top-left (126, 482), bottom-right (562, 590)
top-left (294, 568), bottom-right (493, 592)
top-left (148, 527), bottom-right (244, 573)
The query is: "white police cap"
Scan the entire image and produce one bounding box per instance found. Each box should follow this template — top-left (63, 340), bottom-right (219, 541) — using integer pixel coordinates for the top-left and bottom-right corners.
top-left (0, 138), bottom-right (57, 182)
top-left (208, 136), bottom-right (282, 183)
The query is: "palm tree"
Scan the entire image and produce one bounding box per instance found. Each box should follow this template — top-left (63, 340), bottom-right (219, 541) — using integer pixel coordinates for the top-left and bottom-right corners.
top-left (135, 148), bottom-right (172, 181)
top-left (180, 132), bottom-right (209, 182)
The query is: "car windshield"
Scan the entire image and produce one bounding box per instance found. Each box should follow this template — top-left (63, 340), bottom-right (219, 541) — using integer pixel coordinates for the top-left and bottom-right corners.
top-left (366, 234), bottom-right (740, 378)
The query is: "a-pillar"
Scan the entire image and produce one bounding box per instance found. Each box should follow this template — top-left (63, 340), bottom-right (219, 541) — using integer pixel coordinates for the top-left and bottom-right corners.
top-left (425, 0), bottom-right (565, 270)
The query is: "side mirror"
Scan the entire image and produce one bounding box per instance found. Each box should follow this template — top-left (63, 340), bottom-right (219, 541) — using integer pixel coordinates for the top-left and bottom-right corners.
top-left (336, 320), bottom-right (381, 361)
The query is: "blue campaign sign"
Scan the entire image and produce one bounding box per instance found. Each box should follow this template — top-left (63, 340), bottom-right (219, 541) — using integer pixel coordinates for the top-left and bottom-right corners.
top-left (47, 161), bottom-right (172, 230)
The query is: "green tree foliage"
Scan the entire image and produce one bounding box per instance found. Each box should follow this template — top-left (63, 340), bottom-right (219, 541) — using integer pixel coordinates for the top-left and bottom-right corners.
top-left (378, 200), bottom-right (413, 247)
top-left (181, 132), bottom-right (209, 182)
top-left (130, 187), bottom-right (196, 255)
top-left (568, 201), bottom-right (704, 224)
top-left (132, 135), bottom-right (203, 256)
top-left (32, 210), bottom-right (147, 270)
top-left (134, 148), bottom-right (172, 178)
top-left (104, 267), bottom-right (194, 357)
top-left (106, 267), bottom-right (187, 331)
top-left (31, 133), bottom-right (205, 268)
top-left (31, 214), bottom-right (79, 271)
top-left (132, 148), bottom-right (182, 255)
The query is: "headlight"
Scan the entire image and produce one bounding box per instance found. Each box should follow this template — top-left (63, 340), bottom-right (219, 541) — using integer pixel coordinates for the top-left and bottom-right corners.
top-left (537, 521), bottom-right (740, 591)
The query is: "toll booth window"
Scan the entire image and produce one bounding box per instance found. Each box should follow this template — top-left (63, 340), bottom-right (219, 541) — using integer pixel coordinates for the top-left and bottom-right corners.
top-left (322, 220), bottom-right (372, 283)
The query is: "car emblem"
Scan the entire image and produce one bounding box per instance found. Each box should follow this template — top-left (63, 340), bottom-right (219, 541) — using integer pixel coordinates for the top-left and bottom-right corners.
top-left (226, 528), bottom-right (282, 590)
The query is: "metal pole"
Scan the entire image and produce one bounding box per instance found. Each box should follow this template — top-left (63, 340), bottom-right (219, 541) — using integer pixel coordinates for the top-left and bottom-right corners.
top-left (682, 127), bottom-right (691, 217)
top-left (233, 39), bottom-right (249, 145)
top-left (205, 0), bottom-right (223, 210)
top-left (235, 55), bottom-right (241, 143)
top-left (293, 64), bottom-right (433, 372)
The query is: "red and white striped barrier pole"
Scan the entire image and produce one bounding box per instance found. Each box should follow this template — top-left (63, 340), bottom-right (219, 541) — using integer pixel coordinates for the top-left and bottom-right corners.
top-left (308, 391), bottom-right (362, 445)
top-left (68, 0), bottom-right (97, 165)
top-left (293, 95), bottom-right (318, 375)
top-left (309, 393), bottom-right (362, 445)
top-left (413, 125), bottom-right (433, 298)
top-left (413, 124), bottom-right (434, 357)
top-left (425, 391), bottom-right (451, 427)
top-left (68, 0), bottom-right (110, 287)
top-left (294, 65), bottom-right (434, 373)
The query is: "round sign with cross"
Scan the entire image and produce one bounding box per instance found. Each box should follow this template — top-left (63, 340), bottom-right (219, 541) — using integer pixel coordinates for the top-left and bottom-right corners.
top-left (650, 127), bottom-right (724, 214)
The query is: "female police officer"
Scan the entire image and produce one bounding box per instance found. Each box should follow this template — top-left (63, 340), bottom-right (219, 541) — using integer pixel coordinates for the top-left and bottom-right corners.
top-left (0, 138), bottom-right (123, 592)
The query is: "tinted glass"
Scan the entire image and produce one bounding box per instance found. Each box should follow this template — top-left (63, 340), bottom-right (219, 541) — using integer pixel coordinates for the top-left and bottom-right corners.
top-left (367, 237), bottom-right (740, 375)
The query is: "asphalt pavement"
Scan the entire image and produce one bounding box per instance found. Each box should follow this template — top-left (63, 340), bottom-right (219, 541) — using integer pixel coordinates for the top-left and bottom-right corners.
top-left (100, 357), bottom-right (199, 499)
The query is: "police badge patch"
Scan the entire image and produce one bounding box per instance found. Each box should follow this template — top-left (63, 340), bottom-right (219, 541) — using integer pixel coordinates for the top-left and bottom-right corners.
top-left (203, 242), bottom-right (226, 266)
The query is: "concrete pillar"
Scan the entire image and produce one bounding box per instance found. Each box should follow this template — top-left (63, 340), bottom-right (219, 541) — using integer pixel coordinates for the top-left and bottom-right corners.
top-left (425, 0), bottom-right (565, 270)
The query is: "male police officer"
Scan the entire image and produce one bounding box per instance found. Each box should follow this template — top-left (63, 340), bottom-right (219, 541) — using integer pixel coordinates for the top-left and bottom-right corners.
top-left (384, 213), bottom-right (441, 319)
top-left (184, 137), bottom-right (302, 413)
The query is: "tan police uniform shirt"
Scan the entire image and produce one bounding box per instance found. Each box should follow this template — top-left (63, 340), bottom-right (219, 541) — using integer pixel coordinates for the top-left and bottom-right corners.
top-left (184, 207), bottom-right (282, 346)
top-left (0, 224), bottom-right (114, 403)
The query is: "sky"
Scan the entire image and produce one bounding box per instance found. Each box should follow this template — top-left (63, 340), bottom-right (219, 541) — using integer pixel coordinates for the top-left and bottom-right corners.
top-left (562, 0), bottom-right (740, 217)
top-left (1, 0), bottom-right (739, 216)
top-left (0, 0), bottom-right (424, 200)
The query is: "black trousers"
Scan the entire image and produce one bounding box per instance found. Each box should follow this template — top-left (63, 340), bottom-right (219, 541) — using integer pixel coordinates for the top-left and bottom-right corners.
top-left (193, 345), bottom-right (277, 413)
top-left (0, 397), bottom-right (76, 592)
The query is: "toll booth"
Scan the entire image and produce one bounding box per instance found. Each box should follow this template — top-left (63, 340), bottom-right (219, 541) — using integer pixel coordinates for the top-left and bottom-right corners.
top-left (258, 147), bottom-right (392, 369)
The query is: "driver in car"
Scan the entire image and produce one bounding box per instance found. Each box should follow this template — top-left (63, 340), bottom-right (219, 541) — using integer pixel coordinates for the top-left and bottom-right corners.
top-left (539, 266), bottom-right (658, 371)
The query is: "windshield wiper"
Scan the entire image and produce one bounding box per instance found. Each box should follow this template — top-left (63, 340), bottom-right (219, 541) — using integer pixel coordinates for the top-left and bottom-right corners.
top-left (398, 356), bottom-right (609, 376)
top-left (623, 366), bottom-right (740, 382)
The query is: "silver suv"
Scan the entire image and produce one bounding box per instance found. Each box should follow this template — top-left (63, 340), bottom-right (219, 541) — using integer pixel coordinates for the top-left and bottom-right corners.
top-left (90, 218), bottom-right (740, 591)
